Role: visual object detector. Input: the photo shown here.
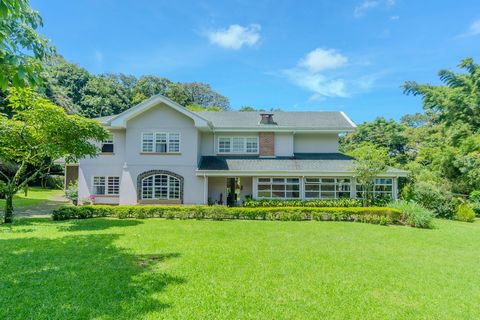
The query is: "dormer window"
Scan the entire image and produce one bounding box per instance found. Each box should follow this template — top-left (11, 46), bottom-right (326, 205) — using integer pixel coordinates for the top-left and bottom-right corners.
top-left (101, 135), bottom-right (114, 153)
top-left (218, 136), bottom-right (258, 154)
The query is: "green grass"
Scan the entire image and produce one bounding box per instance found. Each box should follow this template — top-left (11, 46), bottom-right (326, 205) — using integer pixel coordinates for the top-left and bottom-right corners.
top-left (0, 218), bottom-right (479, 319)
top-left (0, 187), bottom-right (63, 208)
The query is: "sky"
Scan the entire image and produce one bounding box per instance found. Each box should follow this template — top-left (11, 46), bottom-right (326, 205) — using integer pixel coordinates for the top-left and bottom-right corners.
top-left (31, 0), bottom-right (480, 123)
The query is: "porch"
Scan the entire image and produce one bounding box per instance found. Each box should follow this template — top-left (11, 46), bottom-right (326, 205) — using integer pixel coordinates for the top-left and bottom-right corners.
top-left (204, 175), bottom-right (399, 206)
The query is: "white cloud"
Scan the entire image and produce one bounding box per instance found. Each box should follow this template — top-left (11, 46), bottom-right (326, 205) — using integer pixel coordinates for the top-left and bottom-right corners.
top-left (282, 48), bottom-right (349, 101)
top-left (206, 24), bottom-right (261, 50)
top-left (354, 0), bottom-right (396, 18)
top-left (390, 15), bottom-right (400, 21)
top-left (460, 20), bottom-right (480, 37)
top-left (299, 48), bottom-right (348, 73)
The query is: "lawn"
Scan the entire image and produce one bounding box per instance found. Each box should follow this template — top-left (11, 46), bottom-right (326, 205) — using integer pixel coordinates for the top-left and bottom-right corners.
top-left (0, 218), bottom-right (479, 319)
top-left (0, 187), bottom-right (64, 208)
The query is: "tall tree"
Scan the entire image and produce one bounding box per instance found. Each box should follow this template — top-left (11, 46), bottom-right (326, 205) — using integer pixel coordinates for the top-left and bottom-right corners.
top-left (80, 75), bottom-right (131, 117)
top-left (403, 58), bottom-right (480, 131)
top-left (132, 76), bottom-right (171, 104)
top-left (0, 88), bottom-right (108, 223)
top-left (0, 0), bottom-right (54, 89)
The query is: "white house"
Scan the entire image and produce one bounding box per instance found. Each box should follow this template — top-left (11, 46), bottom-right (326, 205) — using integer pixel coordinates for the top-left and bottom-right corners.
top-left (71, 94), bottom-right (407, 205)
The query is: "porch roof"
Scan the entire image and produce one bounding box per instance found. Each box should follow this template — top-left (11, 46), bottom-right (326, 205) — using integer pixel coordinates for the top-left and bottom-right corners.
top-left (197, 153), bottom-right (408, 176)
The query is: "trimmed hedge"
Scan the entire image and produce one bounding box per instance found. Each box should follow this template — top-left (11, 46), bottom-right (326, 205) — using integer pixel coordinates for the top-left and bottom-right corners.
top-left (243, 198), bottom-right (362, 208)
top-left (52, 205), bottom-right (403, 226)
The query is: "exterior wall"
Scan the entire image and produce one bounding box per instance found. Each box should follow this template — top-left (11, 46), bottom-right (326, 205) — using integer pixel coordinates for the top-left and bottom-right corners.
top-left (293, 133), bottom-right (339, 153)
top-left (208, 177), bottom-right (227, 204)
top-left (239, 177), bottom-right (253, 203)
top-left (213, 132), bottom-right (258, 155)
top-left (259, 132), bottom-right (275, 157)
top-left (78, 103), bottom-right (205, 205)
top-left (200, 132), bottom-right (215, 156)
top-left (274, 132), bottom-right (294, 157)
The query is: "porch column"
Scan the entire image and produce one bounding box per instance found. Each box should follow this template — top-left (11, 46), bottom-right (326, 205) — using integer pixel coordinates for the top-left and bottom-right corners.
top-left (392, 177), bottom-right (398, 200)
top-left (203, 176), bottom-right (208, 204)
top-left (350, 177), bottom-right (356, 199)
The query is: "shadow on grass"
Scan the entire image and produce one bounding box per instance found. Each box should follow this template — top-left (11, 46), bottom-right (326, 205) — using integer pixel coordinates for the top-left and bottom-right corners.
top-left (0, 233), bottom-right (184, 319)
top-left (59, 218), bottom-right (144, 232)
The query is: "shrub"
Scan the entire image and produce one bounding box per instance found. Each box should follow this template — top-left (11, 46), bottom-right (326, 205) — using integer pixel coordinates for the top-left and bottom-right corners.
top-left (388, 200), bottom-right (435, 229)
top-left (64, 182), bottom-right (78, 205)
top-left (52, 205), bottom-right (407, 227)
top-left (454, 203), bottom-right (476, 223)
top-left (243, 198), bottom-right (361, 208)
top-left (469, 190), bottom-right (480, 203)
top-left (405, 180), bottom-right (456, 219)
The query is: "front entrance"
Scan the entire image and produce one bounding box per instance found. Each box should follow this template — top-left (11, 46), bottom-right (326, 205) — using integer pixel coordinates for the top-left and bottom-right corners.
top-left (226, 177), bottom-right (240, 206)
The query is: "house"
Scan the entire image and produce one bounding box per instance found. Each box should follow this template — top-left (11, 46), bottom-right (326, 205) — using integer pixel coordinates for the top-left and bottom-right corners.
top-left (71, 94), bottom-right (407, 205)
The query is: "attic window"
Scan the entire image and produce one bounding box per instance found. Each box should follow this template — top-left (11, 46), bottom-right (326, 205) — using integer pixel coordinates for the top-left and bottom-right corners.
top-left (259, 113), bottom-right (276, 125)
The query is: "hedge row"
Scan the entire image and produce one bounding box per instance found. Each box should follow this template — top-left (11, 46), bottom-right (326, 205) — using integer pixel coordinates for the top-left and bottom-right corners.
top-left (52, 205), bottom-right (403, 226)
top-left (243, 198), bottom-right (362, 208)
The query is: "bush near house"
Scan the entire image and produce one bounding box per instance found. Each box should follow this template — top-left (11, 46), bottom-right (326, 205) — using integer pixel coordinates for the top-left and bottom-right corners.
top-left (388, 200), bottom-right (435, 229)
top-left (52, 205), bottom-right (408, 226)
top-left (243, 198), bottom-right (362, 207)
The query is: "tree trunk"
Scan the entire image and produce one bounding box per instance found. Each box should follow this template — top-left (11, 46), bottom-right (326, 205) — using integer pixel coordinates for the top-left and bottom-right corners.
top-left (4, 193), bottom-right (13, 224)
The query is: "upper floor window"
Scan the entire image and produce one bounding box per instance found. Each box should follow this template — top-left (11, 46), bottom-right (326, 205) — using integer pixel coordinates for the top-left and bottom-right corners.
top-left (93, 176), bottom-right (119, 195)
top-left (101, 135), bottom-right (114, 153)
top-left (218, 136), bottom-right (258, 154)
top-left (142, 132), bottom-right (181, 153)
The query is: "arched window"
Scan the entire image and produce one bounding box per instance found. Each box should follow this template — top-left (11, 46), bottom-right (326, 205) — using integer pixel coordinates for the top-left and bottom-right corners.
top-left (141, 174), bottom-right (181, 200)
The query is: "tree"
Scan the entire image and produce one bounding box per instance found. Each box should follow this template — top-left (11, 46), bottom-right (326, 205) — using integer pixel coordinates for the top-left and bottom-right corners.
top-left (41, 56), bottom-right (91, 114)
top-left (0, 0), bottom-right (54, 89)
top-left (348, 143), bottom-right (389, 206)
top-left (80, 75), bottom-right (131, 117)
top-left (239, 106), bottom-right (256, 112)
top-left (341, 117), bottom-right (409, 165)
top-left (132, 76), bottom-right (171, 104)
top-left (403, 58), bottom-right (480, 131)
top-left (0, 88), bottom-right (108, 223)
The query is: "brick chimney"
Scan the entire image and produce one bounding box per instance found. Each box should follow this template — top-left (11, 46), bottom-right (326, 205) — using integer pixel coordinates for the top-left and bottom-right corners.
top-left (259, 113), bottom-right (276, 125)
top-left (259, 132), bottom-right (275, 157)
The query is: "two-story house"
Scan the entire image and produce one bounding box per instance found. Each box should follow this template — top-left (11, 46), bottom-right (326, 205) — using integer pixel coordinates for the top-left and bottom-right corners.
top-left (71, 94), bottom-right (407, 205)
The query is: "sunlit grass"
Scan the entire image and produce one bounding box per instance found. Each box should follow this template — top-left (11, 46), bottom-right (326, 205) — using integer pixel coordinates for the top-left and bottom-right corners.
top-left (0, 187), bottom-right (63, 208)
top-left (0, 218), bottom-right (479, 319)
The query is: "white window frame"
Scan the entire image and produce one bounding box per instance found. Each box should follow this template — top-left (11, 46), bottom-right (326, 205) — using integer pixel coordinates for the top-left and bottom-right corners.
top-left (141, 132), bottom-right (181, 153)
top-left (92, 176), bottom-right (119, 196)
top-left (141, 174), bottom-right (181, 200)
top-left (101, 134), bottom-right (114, 153)
top-left (355, 178), bottom-right (393, 199)
top-left (304, 177), bottom-right (351, 200)
top-left (256, 177), bottom-right (301, 199)
top-left (217, 136), bottom-right (259, 154)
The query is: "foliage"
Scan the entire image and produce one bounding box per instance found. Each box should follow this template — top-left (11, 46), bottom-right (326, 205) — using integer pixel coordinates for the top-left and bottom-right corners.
top-left (454, 203), bottom-right (476, 223)
top-left (348, 143), bottom-right (389, 206)
top-left (0, 0), bottom-right (54, 90)
top-left (38, 58), bottom-right (231, 117)
top-left (243, 198), bottom-right (361, 207)
top-left (469, 190), bottom-right (480, 203)
top-left (52, 205), bottom-right (405, 226)
top-left (64, 181), bottom-right (78, 205)
top-left (401, 179), bottom-right (457, 218)
top-left (388, 200), bottom-right (435, 229)
top-left (341, 117), bottom-right (409, 164)
top-left (0, 88), bottom-right (108, 222)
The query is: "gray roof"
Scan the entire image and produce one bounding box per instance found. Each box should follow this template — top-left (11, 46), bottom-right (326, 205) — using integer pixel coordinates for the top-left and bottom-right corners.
top-left (194, 111), bottom-right (355, 130)
top-left (94, 115), bottom-right (116, 124)
top-left (198, 153), bottom-right (407, 175)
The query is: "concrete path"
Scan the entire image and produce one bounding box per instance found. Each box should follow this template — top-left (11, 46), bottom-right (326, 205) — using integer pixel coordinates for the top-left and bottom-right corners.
top-left (15, 193), bottom-right (70, 218)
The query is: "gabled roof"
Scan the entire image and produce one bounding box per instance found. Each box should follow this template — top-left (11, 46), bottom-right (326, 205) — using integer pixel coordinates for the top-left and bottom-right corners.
top-left (194, 111), bottom-right (356, 132)
top-left (93, 94), bottom-right (356, 132)
top-left (96, 94), bottom-right (211, 129)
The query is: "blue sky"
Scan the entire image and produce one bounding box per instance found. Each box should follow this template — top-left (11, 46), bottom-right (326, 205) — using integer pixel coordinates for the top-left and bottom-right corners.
top-left (32, 0), bottom-right (480, 123)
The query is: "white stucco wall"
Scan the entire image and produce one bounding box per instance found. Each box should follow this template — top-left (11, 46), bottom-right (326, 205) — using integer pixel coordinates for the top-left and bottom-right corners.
top-left (293, 133), bottom-right (339, 153)
top-left (200, 132), bottom-right (215, 156)
top-left (239, 177), bottom-right (253, 203)
top-left (208, 177), bottom-right (226, 204)
top-left (78, 102), bottom-right (206, 205)
top-left (274, 132), bottom-right (294, 156)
